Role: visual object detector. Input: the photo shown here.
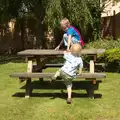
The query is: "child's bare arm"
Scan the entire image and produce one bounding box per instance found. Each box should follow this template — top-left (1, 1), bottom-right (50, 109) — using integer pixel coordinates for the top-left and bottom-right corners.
top-left (55, 39), bottom-right (64, 50)
top-left (67, 35), bottom-right (72, 51)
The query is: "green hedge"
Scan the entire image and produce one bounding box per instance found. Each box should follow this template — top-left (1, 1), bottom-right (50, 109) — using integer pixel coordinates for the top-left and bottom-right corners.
top-left (99, 48), bottom-right (120, 72)
top-left (85, 38), bottom-right (120, 50)
top-left (85, 39), bottom-right (120, 72)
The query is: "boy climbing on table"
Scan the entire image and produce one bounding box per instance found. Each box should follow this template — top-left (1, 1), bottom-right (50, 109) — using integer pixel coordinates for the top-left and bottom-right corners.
top-left (52, 44), bottom-right (83, 104)
top-left (55, 18), bottom-right (84, 51)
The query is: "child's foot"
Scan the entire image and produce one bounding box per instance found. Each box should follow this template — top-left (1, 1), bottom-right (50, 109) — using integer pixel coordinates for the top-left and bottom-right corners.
top-left (50, 70), bottom-right (61, 83)
top-left (66, 98), bottom-right (72, 104)
top-left (50, 76), bottom-right (56, 83)
top-left (52, 75), bottom-right (57, 81)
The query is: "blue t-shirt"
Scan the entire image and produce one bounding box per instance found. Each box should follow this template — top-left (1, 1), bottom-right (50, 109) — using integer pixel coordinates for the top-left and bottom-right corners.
top-left (65, 27), bottom-right (80, 41)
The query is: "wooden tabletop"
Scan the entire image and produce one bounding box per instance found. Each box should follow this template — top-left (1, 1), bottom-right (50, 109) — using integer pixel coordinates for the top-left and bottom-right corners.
top-left (17, 49), bottom-right (105, 56)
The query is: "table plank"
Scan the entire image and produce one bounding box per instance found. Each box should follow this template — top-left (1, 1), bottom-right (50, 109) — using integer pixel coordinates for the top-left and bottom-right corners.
top-left (10, 72), bottom-right (106, 79)
top-left (17, 49), bottom-right (105, 56)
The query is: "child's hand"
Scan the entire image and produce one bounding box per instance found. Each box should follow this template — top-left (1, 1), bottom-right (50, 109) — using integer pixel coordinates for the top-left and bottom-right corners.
top-left (55, 45), bottom-right (60, 50)
top-left (64, 50), bottom-right (71, 54)
top-left (67, 48), bottom-right (70, 52)
top-left (64, 51), bottom-right (67, 54)
top-left (78, 73), bottom-right (82, 76)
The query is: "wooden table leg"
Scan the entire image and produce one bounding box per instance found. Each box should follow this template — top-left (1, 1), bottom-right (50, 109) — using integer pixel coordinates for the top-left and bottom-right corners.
top-left (25, 57), bottom-right (33, 98)
top-left (88, 56), bottom-right (96, 99)
top-left (86, 88), bottom-right (94, 99)
top-left (90, 60), bottom-right (94, 73)
top-left (85, 78), bottom-right (95, 99)
top-left (25, 78), bottom-right (32, 98)
top-left (89, 55), bottom-right (97, 73)
top-left (35, 56), bottom-right (53, 82)
top-left (36, 56), bottom-right (44, 82)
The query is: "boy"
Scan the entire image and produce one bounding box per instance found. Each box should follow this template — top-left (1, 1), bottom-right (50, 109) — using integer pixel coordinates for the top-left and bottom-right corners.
top-left (52, 44), bottom-right (83, 104)
top-left (55, 18), bottom-right (84, 51)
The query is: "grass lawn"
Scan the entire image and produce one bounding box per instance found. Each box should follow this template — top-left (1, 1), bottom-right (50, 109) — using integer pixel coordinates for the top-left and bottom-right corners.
top-left (0, 62), bottom-right (120, 120)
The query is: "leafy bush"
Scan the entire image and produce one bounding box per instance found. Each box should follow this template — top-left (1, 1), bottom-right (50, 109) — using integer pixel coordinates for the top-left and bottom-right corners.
top-left (103, 49), bottom-right (120, 62)
top-left (99, 48), bottom-right (120, 72)
top-left (85, 39), bottom-right (120, 72)
top-left (85, 38), bottom-right (120, 50)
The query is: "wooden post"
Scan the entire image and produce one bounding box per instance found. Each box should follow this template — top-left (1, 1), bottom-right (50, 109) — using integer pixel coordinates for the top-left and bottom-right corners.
top-left (90, 60), bottom-right (94, 73)
top-left (36, 56), bottom-right (44, 82)
top-left (88, 55), bottom-right (96, 99)
top-left (19, 56), bottom-right (33, 83)
top-left (25, 57), bottom-right (33, 98)
top-left (27, 60), bottom-right (32, 73)
top-left (25, 78), bottom-right (32, 98)
top-left (36, 56), bottom-right (41, 66)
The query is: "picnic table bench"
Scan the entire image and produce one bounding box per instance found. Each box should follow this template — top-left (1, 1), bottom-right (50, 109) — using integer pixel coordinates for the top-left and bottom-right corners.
top-left (10, 49), bottom-right (106, 99)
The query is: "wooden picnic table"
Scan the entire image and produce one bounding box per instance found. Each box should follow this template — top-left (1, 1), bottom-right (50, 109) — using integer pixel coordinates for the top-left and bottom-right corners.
top-left (18, 49), bottom-right (105, 56)
top-left (10, 49), bottom-right (106, 99)
top-left (18, 49), bottom-right (105, 73)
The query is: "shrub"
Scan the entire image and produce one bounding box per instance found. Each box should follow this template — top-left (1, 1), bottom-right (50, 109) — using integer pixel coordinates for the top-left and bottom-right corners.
top-left (85, 39), bottom-right (120, 72)
top-left (100, 48), bottom-right (120, 72)
top-left (103, 48), bottom-right (120, 62)
top-left (85, 38), bottom-right (120, 50)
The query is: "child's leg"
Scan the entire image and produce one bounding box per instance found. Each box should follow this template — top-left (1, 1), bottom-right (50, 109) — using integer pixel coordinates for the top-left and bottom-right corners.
top-left (52, 69), bottom-right (61, 81)
top-left (67, 85), bottom-right (72, 99)
top-left (66, 84), bottom-right (72, 104)
top-left (54, 70), bottom-right (60, 78)
top-left (61, 71), bottom-right (73, 104)
top-left (71, 37), bottom-right (80, 45)
top-left (63, 34), bottom-right (68, 47)
top-left (63, 35), bottom-right (81, 49)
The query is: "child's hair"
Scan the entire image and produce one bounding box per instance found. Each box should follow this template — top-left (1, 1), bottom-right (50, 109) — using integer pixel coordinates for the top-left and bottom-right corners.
top-left (60, 18), bottom-right (70, 28)
top-left (70, 44), bottom-right (82, 56)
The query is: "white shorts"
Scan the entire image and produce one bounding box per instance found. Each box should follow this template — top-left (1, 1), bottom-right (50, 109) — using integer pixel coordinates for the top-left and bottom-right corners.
top-left (63, 33), bottom-right (80, 47)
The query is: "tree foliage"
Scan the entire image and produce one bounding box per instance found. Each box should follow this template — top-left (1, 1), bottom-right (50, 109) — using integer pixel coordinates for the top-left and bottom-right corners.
top-left (0, 0), bottom-right (103, 49)
top-left (44, 0), bottom-right (101, 40)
